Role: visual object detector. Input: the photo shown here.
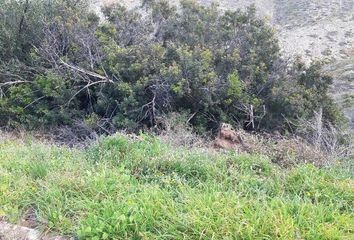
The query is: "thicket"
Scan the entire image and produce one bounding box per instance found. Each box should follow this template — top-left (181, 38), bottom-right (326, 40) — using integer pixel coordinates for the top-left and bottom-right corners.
top-left (0, 0), bottom-right (341, 132)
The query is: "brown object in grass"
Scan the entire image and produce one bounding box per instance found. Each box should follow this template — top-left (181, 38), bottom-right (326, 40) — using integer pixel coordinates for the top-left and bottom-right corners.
top-left (213, 123), bottom-right (248, 152)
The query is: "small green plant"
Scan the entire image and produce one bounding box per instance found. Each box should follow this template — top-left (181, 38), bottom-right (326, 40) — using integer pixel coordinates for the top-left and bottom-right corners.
top-left (26, 161), bottom-right (48, 180)
top-left (342, 93), bottom-right (354, 108)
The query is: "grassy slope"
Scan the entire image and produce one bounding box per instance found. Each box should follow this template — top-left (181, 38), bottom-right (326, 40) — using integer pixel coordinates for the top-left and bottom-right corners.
top-left (0, 134), bottom-right (353, 239)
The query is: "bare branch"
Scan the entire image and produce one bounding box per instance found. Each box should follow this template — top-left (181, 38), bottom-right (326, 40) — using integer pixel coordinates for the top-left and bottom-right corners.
top-left (24, 96), bottom-right (46, 110)
top-left (59, 59), bottom-right (112, 82)
top-left (66, 79), bottom-right (112, 105)
top-left (0, 80), bottom-right (31, 87)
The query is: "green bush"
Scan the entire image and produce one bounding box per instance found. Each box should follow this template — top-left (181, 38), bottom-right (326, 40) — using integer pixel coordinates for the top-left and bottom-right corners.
top-left (0, 0), bottom-right (341, 132)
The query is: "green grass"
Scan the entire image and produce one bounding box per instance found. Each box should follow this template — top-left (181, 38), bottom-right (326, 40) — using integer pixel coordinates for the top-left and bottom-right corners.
top-left (0, 134), bottom-right (353, 239)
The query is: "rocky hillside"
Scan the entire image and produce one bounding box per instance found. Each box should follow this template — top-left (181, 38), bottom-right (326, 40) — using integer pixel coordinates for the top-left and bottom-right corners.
top-left (93, 0), bottom-right (354, 129)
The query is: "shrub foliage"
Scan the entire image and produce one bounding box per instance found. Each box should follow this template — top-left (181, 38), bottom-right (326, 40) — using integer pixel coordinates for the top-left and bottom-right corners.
top-left (0, 0), bottom-right (340, 131)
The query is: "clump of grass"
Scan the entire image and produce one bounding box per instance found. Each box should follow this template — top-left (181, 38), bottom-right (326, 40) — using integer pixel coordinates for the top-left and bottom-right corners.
top-left (0, 134), bottom-right (353, 239)
top-left (26, 161), bottom-right (48, 180)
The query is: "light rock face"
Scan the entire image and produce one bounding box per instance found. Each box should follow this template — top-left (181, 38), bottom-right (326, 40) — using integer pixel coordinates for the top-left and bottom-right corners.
top-left (0, 221), bottom-right (69, 240)
top-left (0, 221), bottom-right (40, 240)
top-left (93, 0), bottom-right (354, 129)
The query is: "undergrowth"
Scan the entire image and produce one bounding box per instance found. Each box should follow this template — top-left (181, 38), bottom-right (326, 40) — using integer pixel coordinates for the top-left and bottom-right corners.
top-left (0, 134), bottom-right (353, 239)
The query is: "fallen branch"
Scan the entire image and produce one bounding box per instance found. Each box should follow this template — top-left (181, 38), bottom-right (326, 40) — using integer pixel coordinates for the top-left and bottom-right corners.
top-left (59, 59), bottom-right (113, 82)
top-left (0, 80), bottom-right (31, 87)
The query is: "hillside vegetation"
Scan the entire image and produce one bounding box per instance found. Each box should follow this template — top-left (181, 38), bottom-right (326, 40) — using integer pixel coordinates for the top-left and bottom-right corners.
top-left (1, 1), bottom-right (353, 238)
top-left (0, 134), bottom-right (353, 239)
top-left (102, 0), bottom-right (354, 129)
top-left (0, 0), bottom-right (341, 133)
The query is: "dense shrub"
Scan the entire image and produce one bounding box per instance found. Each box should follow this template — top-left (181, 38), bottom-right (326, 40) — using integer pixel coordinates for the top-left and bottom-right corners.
top-left (0, 0), bottom-right (341, 132)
